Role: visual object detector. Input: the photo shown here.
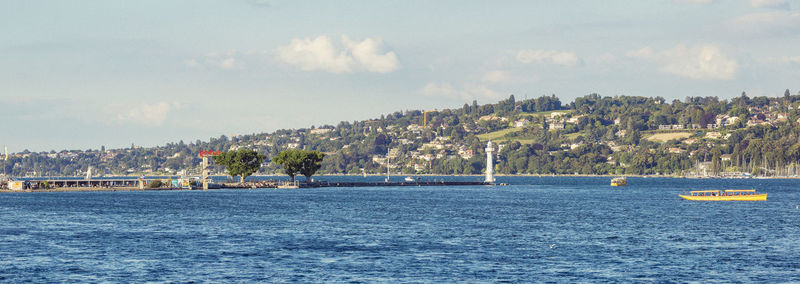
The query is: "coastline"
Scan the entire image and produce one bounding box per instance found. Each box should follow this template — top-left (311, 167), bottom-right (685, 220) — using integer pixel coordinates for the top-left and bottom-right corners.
top-left (308, 173), bottom-right (800, 179)
top-left (4, 174), bottom-right (797, 193)
top-left (11, 172), bottom-right (796, 180)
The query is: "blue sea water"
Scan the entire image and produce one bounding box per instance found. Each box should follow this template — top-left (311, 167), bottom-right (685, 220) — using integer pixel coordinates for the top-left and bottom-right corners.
top-left (0, 176), bottom-right (799, 282)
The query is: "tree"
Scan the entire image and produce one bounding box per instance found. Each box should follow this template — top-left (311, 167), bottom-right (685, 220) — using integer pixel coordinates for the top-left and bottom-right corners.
top-left (711, 148), bottom-right (722, 175)
top-left (300, 150), bottom-right (326, 181)
top-left (148, 180), bottom-right (163, 188)
top-left (273, 149), bottom-right (304, 182)
top-left (273, 149), bottom-right (326, 182)
top-left (214, 149), bottom-right (266, 184)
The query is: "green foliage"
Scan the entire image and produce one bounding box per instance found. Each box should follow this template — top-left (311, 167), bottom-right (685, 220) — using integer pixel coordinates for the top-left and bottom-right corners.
top-left (148, 180), bottom-right (163, 188)
top-left (7, 92), bottom-right (800, 177)
top-left (273, 149), bottom-right (326, 181)
top-left (300, 151), bottom-right (326, 181)
top-left (214, 149), bottom-right (266, 183)
top-left (273, 149), bottom-right (304, 182)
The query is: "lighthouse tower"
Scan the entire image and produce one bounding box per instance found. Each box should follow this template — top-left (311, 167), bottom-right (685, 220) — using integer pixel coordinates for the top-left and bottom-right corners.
top-left (485, 141), bottom-right (495, 183)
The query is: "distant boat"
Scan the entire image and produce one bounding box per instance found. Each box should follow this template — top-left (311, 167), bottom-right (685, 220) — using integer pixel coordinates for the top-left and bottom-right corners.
top-left (679, 189), bottom-right (767, 201)
top-left (610, 177), bottom-right (627, 186)
top-left (404, 176), bottom-right (415, 182)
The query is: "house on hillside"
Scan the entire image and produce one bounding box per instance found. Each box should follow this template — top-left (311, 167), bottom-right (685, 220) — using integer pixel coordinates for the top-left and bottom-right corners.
top-left (310, 128), bottom-right (332, 135)
top-left (407, 124), bottom-right (423, 133)
top-left (705, 132), bottom-right (722, 139)
top-left (549, 112), bottom-right (567, 119)
top-left (668, 147), bottom-right (686, 154)
top-left (567, 115), bottom-right (583, 124)
top-left (659, 124), bottom-right (684, 130)
top-left (372, 155), bottom-right (387, 165)
top-left (458, 148), bottom-right (473, 159)
top-left (479, 114), bottom-right (508, 122)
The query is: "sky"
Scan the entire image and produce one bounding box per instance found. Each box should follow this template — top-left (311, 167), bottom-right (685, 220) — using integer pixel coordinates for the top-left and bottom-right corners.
top-left (2, 0), bottom-right (800, 152)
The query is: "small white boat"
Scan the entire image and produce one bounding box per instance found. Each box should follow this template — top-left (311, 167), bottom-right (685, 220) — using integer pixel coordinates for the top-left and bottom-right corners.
top-left (404, 176), bottom-right (415, 182)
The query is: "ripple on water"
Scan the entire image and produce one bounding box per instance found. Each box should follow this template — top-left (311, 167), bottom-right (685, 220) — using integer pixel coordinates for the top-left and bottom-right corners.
top-left (0, 176), bottom-right (799, 282)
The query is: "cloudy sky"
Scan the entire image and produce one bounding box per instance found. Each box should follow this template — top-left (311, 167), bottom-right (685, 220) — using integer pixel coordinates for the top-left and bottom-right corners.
top-left (2, 0), bottom-right (799, 152)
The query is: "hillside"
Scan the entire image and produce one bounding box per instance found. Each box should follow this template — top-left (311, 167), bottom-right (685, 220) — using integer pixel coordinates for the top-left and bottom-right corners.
top-left (4, 91), bottom-right (800, 177)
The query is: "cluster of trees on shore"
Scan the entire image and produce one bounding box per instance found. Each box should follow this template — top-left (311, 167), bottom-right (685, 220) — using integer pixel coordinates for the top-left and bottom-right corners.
top-left (212, 149), bottom-right (325, 182)
top-left (272, 149), bottom-right (325, 182)
top-left (4, 90), bottom-right (800, 177)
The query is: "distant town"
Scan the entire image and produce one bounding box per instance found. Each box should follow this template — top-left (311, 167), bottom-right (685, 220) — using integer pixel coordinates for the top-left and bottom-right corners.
top-left (3, 91), bottom-right (800, 178)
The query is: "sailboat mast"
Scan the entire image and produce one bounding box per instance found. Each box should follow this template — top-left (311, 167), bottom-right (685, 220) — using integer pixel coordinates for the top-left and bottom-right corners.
top-left (386, 148), bottom-right (390, 181)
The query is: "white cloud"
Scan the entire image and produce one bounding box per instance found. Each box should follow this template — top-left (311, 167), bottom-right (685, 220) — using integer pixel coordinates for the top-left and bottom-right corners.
top-left (277, 35), bottom-right (399, 73)
top-left (277, 36), bottom-right (353, 73)
top-left (422, 82), bottom-right (458, 98)
top-left (421, 82), bottom-right (504, 101)
top-left (185, 52), bottom-right (243, 70)
top-left (482, 70), bottom-right (511, 83)
top-left (627, 44), bottom-right (738, 80)
top-left (343, 36), bottom-right (400, 73)
top-left (516, 49), bottom-right (580, 66)
top-left (626, 47), bottom-right (656, 59)
top-left (729, 11), bottom-right (800, 36)
top-left (218, 57), bottom-right (236, 70)
top-left (184, 59), bottom-right (200, 67)
top-left (750, 0), bottom-right (789, 9)
top-left (112, 102), bottom-right (179, 126)
top-left (594, 53), bottom-right (616, 64)
top-left (759, 55), bottom-right (800, 64)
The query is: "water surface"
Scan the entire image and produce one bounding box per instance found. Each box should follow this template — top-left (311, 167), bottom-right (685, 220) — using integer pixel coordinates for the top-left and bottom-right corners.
top-left (1, 177), bottom-right (798, 282)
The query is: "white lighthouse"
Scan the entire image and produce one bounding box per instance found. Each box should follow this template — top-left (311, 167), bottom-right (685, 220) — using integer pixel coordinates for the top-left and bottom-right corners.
top-left (485, 141), bottom-right (495, 183)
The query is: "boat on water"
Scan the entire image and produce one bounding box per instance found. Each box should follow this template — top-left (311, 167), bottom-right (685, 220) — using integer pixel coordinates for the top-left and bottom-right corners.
top-left (404, 176), bottom-right (415, 182)
top-left (610, 177), bottom-right (627, 186)
top-left (679, 189), bottom-right (767, 201)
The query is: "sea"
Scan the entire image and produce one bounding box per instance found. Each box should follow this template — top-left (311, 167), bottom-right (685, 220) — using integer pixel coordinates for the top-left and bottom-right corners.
top-left (1, 176), bottom-right (798, 282)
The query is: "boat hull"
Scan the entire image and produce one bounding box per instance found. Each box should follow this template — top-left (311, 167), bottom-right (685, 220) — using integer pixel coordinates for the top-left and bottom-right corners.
top-left (678, 194), bottom-right (767, 201)
top-left (610, 178), bottom-right (627, 186)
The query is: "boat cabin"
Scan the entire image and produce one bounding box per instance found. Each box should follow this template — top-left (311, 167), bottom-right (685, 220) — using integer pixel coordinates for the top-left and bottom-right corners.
top-left (688, 189), bottom-right (757, 196)
top-left (723, 189), bottom-right (757, 196)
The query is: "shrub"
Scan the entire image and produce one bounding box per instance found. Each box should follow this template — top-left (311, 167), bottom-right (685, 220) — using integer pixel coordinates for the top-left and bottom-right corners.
top-left (147, 180), bottom-right (163, 188)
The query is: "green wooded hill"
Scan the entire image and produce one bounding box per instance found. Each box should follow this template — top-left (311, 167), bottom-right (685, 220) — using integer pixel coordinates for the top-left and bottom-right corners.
top-left (5, 90), bottom-right (800, 177)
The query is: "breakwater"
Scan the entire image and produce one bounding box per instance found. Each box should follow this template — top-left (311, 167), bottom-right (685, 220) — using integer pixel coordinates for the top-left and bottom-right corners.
top-left (3, 177), bottom-right (495, 192)
top-left (222, 180), bottom-right (494, 189)
top-left (301, 180), bottom-right (492, 188)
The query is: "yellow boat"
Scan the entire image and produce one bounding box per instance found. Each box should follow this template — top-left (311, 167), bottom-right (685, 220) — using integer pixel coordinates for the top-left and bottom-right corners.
top-left (679, 189), bottom-right (767, 201)
top-left (610, 177), bottom-right (627, 186)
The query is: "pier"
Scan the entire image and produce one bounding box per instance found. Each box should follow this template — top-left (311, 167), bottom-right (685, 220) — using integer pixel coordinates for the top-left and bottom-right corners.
top-left (7, 177), bottom-right (172, 190)
top-left (289, 180), bottom-right (491, 188)
top-left (5, 177), bottom-right (494, 191)
top-left (220, 179), bottom-right (494, 189)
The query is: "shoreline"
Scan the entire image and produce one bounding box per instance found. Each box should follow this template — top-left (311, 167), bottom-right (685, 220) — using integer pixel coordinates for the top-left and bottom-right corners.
top-left (307, 173), bottom-right (800, 179)
top-left (3, 174), bottom-right (797, 193)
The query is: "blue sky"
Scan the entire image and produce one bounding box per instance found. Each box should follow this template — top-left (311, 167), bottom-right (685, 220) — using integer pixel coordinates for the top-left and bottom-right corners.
top-left (2, 0), bottom-right (800, 152)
